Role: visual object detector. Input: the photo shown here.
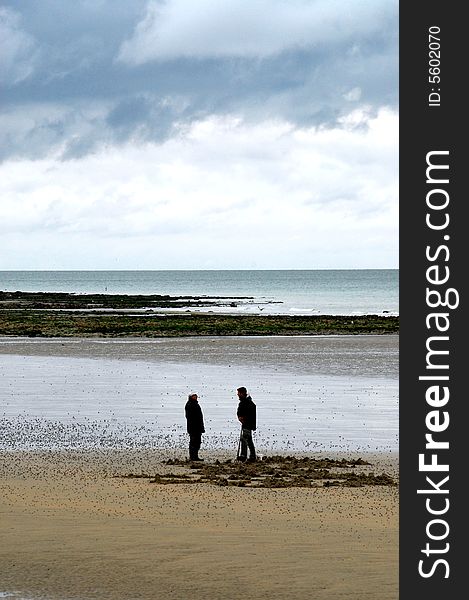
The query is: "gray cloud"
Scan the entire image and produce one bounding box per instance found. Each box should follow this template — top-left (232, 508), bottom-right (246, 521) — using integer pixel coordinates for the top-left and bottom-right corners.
top-left (0, 1), bottom-right (397, 162)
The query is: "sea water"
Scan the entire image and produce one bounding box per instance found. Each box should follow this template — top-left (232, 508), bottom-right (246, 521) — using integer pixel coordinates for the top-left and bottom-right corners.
top-left (0, 269), bottom-right (398, 315)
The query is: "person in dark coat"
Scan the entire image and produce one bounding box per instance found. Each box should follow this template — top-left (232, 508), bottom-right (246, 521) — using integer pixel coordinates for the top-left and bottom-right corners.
top-left (185, 393), bottom-right (205, 461)
top-left (236, 387), bottom-right (256, 462)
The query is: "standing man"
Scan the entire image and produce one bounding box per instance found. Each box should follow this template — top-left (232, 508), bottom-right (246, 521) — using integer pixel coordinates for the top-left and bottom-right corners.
top-left (236, 387), bottom-right (256, 462)
top-left (185, 393), bottom-right (205, 461)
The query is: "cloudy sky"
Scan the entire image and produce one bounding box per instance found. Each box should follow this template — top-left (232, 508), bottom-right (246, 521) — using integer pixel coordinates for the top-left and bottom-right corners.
top-left (0, 0), bottom-right (398, 270)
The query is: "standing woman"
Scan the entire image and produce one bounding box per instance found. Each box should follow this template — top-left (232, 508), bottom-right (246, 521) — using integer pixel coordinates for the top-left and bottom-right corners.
top-left (185, 393), bottom-right (205, 461)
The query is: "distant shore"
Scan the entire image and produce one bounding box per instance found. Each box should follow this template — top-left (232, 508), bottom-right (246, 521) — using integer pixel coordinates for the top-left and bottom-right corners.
top-left (0, 291), bottom-right (398, 337)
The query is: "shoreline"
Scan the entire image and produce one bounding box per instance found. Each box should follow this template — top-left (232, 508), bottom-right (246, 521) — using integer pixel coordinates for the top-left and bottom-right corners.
top-left (0, 289), bottom-right (398, 337)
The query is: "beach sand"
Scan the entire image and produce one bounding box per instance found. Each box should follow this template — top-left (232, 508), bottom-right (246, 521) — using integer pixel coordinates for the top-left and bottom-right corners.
top-left (0, 450), bottom-right (398, 600)
top-left (1, 336), bottom-right (398, 598)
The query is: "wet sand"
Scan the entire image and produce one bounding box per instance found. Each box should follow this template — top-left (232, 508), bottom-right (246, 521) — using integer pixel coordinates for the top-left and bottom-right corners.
top-left (0, 336), bottom-right (398, 453)
top-left (0, 335), bottom-right (399, 378)
top-left (0, 450), bottom-right (398, 600)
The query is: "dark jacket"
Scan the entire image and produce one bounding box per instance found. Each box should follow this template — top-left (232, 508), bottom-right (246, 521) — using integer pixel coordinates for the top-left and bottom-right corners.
top-left (185, 399), bottom-right (205, 434)
top-left (237, 395), bottom-right (256, 431)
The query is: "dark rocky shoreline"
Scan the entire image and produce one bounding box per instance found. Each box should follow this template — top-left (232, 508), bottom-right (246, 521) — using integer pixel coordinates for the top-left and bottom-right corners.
top-left (0, 290), bottom-right (259, 310)
top-left (0, 291), bottom-right (399, 337)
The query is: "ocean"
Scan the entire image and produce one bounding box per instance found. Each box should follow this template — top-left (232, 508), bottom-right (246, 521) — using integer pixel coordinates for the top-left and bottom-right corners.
top-left (0, 269), bottom-right (398, 315)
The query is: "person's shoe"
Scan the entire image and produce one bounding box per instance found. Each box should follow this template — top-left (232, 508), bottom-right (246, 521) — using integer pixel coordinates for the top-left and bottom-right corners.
top-left (247, 456), bottom-right (257, 463)
top-left (237, 456), bottom-right (247, 462)
top-left (192, 457), bottom-right (204, 461)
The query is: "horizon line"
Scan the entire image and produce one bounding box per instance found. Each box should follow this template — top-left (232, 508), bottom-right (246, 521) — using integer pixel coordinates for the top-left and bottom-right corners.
top-left (0, 267), bottom-right (399, 272)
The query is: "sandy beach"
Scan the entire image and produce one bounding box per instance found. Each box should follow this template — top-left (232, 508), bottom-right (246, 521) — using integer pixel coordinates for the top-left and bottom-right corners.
top-left (0, 449), bottom-right (398, 600)
top-left (1, 335), bottom-right (398, 598)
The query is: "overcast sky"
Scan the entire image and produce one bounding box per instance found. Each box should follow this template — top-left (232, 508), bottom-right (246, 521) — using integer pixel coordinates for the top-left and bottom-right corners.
top-left (0, 0), bottom-right (398, 270)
